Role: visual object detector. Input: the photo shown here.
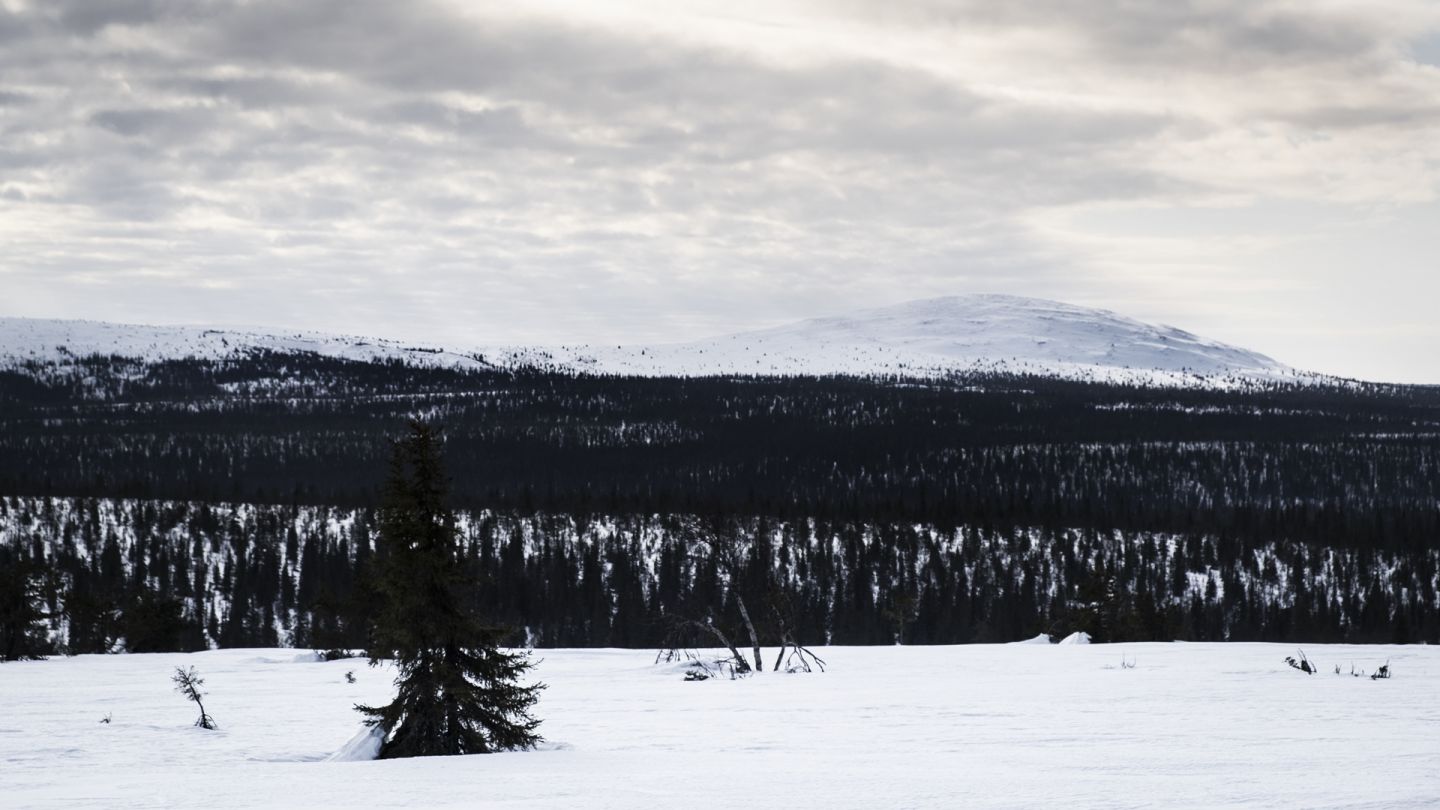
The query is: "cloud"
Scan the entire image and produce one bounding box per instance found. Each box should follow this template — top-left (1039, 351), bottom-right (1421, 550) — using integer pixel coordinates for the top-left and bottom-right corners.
top-left (0, 0), bottom-right (1438, 379)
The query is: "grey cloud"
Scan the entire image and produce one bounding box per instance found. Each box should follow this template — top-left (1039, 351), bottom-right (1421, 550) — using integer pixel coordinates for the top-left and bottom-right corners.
top-left (0, 5), bottom-right (1242, 242)
top-left (49, 0), bottom-right (179, 33)
top-left (0, 146), bottom-right (51, 171)
top-left (1282, 102), bottom-right (1440, 130)
top-left (192, 0), bottom-right (530, 93)
top-left (828, 1), bottom-right (1440, 135)
top-left (1412, 32), bottom-right (1440, 66)
top-left (65, 160), bottom-right (190, 220)
top-left (378, 101), bottom-right (546, 148)
top-left (1065, 4), bottom-right (1377, 67)
top-left (90, 107), bottom-right (215, 139)
top-left (6, 0), bottom-right (1178, 176)
top-left (152, 76), bottom-right (332, 109)
top-left (852, 0), bottom-right (1387, 69)
top-left (0, 89), bottom-right (33, 107)
top-left (0, 8), bottom-right (35, 44)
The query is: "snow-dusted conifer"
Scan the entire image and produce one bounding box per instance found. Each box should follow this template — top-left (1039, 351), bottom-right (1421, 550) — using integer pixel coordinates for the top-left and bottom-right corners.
top-left (358, 420), bottom-right (543, 757)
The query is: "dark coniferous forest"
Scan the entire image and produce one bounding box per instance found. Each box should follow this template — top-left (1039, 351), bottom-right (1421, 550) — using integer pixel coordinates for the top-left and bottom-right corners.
top-left (1, 351), bottom-right (1438, 655)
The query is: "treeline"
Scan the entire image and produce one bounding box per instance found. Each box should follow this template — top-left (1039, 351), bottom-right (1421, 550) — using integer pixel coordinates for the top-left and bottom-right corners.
top-left (3, 497), bottom-right (1436, 658)
top-left (2, 353), bottom-right (1439, 554)
top-left (2, 352), bottom-right (1438, 653)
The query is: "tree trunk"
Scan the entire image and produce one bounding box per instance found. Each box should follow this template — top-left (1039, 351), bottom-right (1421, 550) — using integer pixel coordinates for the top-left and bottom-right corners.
top-left (736, 595), bottom-right (762, 673)
top-left (697, 618), bottom-right (750, 673)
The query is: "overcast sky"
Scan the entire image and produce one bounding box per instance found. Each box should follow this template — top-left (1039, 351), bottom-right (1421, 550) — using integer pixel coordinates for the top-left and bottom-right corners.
top-left (3, 0), bottom-right (1439, 381)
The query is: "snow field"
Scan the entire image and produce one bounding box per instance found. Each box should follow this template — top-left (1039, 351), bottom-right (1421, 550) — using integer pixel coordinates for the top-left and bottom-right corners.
top-left (2, 643), bottom-right (1437, 809)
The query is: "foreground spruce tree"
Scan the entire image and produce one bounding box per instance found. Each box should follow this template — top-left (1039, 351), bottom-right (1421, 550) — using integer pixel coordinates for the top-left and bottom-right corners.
top-left (358, 420), bottom-right (543, 757)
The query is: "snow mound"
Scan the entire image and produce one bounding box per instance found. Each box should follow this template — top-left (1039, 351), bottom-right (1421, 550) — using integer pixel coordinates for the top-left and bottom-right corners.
top-left (1059, 632), bottom-right (1093, 645)
top-left (1012, 633), bottom-right (1056, 645)
top-left (325, 725), bottom-right (384, 762)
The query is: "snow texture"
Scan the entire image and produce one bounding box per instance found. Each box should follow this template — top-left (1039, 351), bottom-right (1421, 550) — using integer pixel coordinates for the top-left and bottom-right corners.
top-left (324, 724), bottom-right (385, 763)
top-left (0, 295), bottom-right (1309, 385)
top-left (2, 644), bottom-right (1435, 808)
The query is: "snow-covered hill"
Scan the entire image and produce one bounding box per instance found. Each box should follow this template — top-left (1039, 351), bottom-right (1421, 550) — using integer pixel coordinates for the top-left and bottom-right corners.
top-left (0, 295), bottom-right (1302, 384)
top-left (0, 318), bottom-right (495, 370)
top-left (502, 295), bottom-right (1297, 383)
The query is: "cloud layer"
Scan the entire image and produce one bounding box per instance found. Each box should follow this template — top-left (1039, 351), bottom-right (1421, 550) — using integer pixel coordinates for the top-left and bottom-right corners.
top-left (2, 0), bottom-right (1439, 380)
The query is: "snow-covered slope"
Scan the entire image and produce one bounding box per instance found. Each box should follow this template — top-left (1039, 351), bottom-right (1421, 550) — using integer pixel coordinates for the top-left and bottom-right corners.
top-left (505, 295), bottom-right (1296, 383)
top-left (0, 317), bottom-right (494, 370)
top-left (0, 295), bottom-right (1301, 384)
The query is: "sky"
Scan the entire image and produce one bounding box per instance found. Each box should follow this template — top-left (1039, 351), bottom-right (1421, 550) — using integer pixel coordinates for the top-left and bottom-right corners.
top-left (2, 0), bottom-right (1439, 382)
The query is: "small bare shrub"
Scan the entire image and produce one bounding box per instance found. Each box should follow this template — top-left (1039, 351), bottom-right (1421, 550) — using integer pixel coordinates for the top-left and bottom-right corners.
top-left (172, 666), bottom-right (216, 730)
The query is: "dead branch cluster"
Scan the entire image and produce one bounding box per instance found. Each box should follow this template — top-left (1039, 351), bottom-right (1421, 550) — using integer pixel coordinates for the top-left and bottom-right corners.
top-left (658, 613), bottom-right (827, 680)
top-left (1336, 660), bottom-right (1391, 680)
top-left (656, 616), bottom-right (754, 680)
top-left (1284, 650), bottom-right (1316, 674)
top-left (1287, 650), bottom-right (1392, 680)
top-left (769, 602), bottom-right (826, 674)
top-left (655, 531), bottom-right (827, 680)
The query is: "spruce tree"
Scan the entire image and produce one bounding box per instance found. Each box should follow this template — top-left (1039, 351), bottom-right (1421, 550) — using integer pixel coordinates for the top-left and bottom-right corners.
top-left (0, 549), bottom-right (53, 662)
top-left (358, 420), bottom-right (543, 758)
top-left (123, 587), bottom-right (190, 653)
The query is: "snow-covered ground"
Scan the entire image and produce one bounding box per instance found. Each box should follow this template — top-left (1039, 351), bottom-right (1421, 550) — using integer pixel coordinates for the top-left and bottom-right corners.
top-left (0, 295), bottom-right (1312, 385)
top-left (3, 643), bottom-right (1435, 809)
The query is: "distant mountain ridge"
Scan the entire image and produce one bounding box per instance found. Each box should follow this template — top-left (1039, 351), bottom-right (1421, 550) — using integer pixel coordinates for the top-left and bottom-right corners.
top-left (504, 295), bottom-right (1296, 384)
top-left (0, 295), bottom-right (1302, 385)
top-left (0, 317), bottom-right (495, 370)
